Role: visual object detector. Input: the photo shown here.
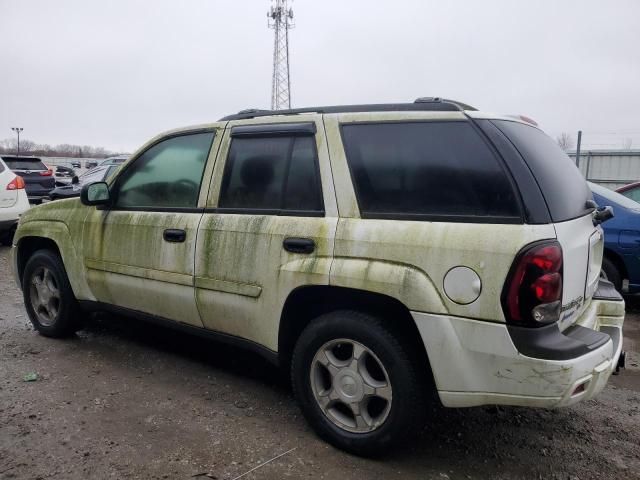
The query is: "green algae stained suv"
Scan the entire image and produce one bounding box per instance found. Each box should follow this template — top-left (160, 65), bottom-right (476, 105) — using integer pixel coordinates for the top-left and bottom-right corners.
top-left (11, 99), bottom-right (625, 456)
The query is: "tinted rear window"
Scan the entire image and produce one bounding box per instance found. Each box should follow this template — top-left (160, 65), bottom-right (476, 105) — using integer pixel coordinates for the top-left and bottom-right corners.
top-left (493, 120), bottom-right (592, 222)
top-left (2, 158), bottom-right (47, 170)
top-left (341, 121), bottom-right (521, 221)
top-left (219, 135), bottom-right (323, 214)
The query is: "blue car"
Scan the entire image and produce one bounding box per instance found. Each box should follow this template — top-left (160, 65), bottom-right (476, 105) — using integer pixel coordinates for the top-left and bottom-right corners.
top-left (590, 182), bottom-right (640, 293)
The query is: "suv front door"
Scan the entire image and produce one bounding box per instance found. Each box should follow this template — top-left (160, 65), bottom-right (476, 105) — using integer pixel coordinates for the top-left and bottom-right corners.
top-left (82, 127), bottom-right (223, 326)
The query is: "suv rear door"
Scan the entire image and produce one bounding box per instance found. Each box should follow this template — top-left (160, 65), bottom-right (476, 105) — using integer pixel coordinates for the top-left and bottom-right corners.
top-left (194, 115), bottom-right (338, 351)
top-left (488, 119), bottom-right (602, 330)
top-left (2, 156), bottom-right (54, 201)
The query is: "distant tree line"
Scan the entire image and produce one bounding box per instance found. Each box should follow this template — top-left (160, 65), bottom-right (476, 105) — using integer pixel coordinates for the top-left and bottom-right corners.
top-left (0, 137), bottom-right (124, 158)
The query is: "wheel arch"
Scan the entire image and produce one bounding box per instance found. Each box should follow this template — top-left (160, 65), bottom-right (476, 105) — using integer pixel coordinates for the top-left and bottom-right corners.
top-left (14, 222), bottom-right (91, 299)
top-left (277, 285), bottom-right (432, 378)
top-left (16, 236), bottom-right (62, 283)
top-left (603, 247), bottom-right (628, 282)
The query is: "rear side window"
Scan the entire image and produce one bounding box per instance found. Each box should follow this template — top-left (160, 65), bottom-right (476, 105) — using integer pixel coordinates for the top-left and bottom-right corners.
top-left (218, 135), bottom-right (323, 214)
top-left (3, 158), bottom-right (47, 170)
top-left (341, 121), bottom-right (520, 221)
top-left (493, 120), bottom-right (592, 222)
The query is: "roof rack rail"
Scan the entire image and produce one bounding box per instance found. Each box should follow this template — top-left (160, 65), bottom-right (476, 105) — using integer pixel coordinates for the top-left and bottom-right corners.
top-left (219, 98), bottom-right (476, 121)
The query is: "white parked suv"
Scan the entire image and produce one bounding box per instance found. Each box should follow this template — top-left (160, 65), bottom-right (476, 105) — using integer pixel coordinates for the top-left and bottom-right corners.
top-left (11, 98), bottom-right (625, 455)
top-left (0, 157), bottom-right (30, 245)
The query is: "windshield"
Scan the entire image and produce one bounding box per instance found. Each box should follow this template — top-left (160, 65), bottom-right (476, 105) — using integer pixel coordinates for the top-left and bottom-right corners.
top-left (589, 182), bottom-right (640, 210)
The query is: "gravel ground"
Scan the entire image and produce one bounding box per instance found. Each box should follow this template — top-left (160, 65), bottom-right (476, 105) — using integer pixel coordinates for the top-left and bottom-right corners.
top-left (1, 245), bottom-right (639, 480)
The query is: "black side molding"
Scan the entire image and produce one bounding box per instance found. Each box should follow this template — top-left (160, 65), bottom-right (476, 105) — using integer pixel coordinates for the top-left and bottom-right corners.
top-left (231, 122), bottom-right (316, 138)
top-left (78, 301), bottom-right (279, 366)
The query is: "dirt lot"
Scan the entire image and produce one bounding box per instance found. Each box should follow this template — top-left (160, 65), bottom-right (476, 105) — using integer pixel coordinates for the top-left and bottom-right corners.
top-left (1, 246), bottom-right (639, 480)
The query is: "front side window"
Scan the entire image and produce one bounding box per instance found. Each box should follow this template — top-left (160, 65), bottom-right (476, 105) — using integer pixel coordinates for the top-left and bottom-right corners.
top-left (115, 132), bottom-right (214, 209)
top-left (341, 121), bottom-right (520, 221)
top-left (218, 135), bottom-right (323, 214)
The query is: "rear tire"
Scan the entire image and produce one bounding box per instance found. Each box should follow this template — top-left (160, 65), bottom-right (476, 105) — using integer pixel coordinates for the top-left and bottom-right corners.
top-left (22, 249), bottom-right (83, 337)
top-left (291, 310), bottom-right (430, 457)
top-left (601, 257), bottom-right (622, 292)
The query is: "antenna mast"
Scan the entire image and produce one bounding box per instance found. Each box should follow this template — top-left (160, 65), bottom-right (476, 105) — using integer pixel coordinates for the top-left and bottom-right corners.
top-left (268, 0), bottom-right (294, 110)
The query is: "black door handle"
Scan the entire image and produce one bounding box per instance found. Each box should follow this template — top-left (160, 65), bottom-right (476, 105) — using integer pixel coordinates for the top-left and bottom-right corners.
top-left (163, 228), bottom-right (186, 243)
top-left (283, 237), bottom-right (315, 254)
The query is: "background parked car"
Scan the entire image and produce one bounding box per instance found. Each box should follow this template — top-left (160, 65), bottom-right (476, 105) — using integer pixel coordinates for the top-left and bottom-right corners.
top-left (0, 155), bottom-right (55, 204)
top-left (98, 155), bottom-right (128, 167)
top-left (616, 181), bottom-right (640, 203)
top-left (591, 181), bottom-right (640, 293)
top-left (54, 165), bottom-right (76, 185)
top-left (85, 160), bottom-right (99, 169)
top-left (48, 164), bottom-right (120, 201)
top-left (70, 160), bottom-right (82, 168)
top-left (0, 157), bottom-right (30, 245)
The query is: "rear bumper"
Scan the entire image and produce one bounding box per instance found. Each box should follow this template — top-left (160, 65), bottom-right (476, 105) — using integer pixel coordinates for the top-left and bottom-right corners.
top-left (414, 280), bottom-right (624, 408)
top-left (0, 219), bottom-right (18, 232)
top-left (25, 185), bottom-right (54, 201)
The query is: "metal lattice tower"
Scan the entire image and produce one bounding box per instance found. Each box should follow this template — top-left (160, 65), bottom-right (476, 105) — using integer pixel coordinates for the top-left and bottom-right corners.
top-left (268, 0), bottom-right (294, 110)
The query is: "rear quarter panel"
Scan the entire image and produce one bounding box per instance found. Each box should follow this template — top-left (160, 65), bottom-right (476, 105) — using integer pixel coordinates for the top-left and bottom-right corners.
top-left (331, 219), bottom-right (556, 320)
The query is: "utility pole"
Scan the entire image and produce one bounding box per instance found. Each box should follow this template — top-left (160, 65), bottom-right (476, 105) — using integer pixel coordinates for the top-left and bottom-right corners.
top-left (575, 130), bottom-right (582, 169)
top-left (268, 0), bottom-right (294, 110)
top-left (11, 127), bottom-right (23, 157)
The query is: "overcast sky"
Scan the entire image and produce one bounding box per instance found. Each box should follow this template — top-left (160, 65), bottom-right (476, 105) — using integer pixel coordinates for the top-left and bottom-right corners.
top-left (1, 0), bottom-right (639, 153)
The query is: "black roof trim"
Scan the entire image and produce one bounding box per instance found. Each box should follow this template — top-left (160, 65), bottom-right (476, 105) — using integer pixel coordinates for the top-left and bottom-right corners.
top-left (220, 98), bottom-right (475, 121)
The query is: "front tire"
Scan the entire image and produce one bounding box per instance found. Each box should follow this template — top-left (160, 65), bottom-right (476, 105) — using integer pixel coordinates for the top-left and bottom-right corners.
top-left (22, 249), bottom-right (83, 337)
top-left (291, 310), bottom-right (430, 456)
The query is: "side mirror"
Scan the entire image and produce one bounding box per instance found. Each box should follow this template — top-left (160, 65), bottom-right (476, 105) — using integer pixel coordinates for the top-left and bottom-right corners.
top-left (71, 175), bottom-right (80, 185)
top-left (593, 205), bottom-right (614, 226)
top-left (81, 182), bottom-right (111, 206)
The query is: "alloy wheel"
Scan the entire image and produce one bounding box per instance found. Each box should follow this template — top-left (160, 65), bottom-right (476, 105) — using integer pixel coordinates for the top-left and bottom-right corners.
top-left (310, 338), bottom-right (392, 433)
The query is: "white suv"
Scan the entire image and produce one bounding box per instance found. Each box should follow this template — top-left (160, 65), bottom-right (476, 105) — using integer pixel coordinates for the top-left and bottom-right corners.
top-left (0, 157), bottom-right (30, 245)
top-left (11, 98), bottom-right (625, 455)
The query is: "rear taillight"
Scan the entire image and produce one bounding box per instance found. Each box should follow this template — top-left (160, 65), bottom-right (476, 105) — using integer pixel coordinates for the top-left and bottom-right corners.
top-left (39, 169), bottom-right (53, 176)
top-left (502, 241), bottom-right (563, 326)
top-left (7, 176), bottom-right (26, 190)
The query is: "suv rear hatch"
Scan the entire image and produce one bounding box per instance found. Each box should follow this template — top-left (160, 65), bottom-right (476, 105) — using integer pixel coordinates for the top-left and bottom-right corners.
top-left (2, 156), bottom-right (55, 199)
top-left (492, 120), bottom-right (603, 330)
